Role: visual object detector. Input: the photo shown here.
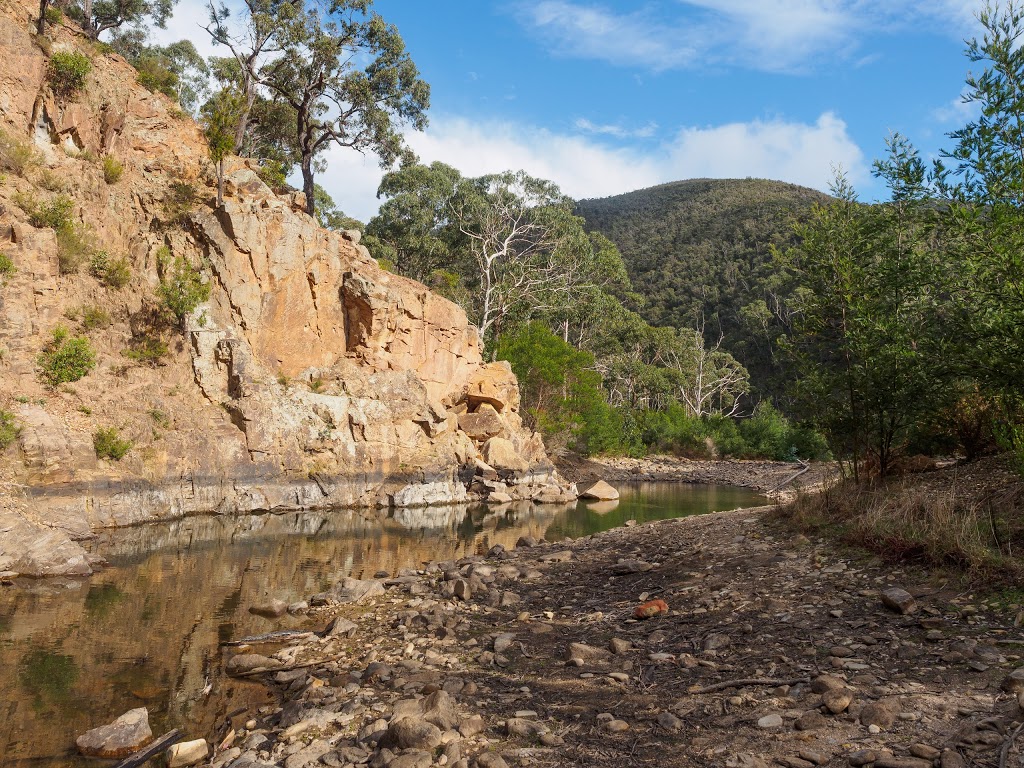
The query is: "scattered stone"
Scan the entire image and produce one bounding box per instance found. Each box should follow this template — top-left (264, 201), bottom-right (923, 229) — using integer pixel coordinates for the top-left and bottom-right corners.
top-left (1001, 667), bottom-right (1024, 694)
top-left (326, 616), bottom-right (358, 637)
top-left (757, 714), bottom-right (784, 729)
top-left (568, 642), bottom-right (612, 663)
top-left (226, 654), bottom-right (281, 676)
top-left (493, 633), bottom-right (516, 654)
top-left (795, 711), bottom-right (827, 731)
top-left (909, 744), bottom-right (941, 760)
top-left (633, 599), bottom-right (669, 619)
top-left (284, 739), bottom-right (331, 768)
top-left (474, 754), bottom-right (509, 768)
top-left (601, 719), bottom-right (630, 733)
top-left (506, 718), bottom-right (546, 738)
top-left (459, 715), bottom-right (486, 738)
top-left (658, 711), bottom-right (683, 731)
top-left (703, 633), bottom-right (731, 651)
top-left (810, 674), bottom-right (847, 694)
top-left (167, 739), bottom-right (209, 768)
top-left (860, 698), bottom-right (900, 730)
top-left (874, 759), bottom-right (933, 768)
top-left (798, 751), bottom-right (828, 765)
top-left (76, 708), bottom-right (153, 759)
top-left (823, 689), bottom-right (854, 714)
top-left (453, 579), bottom-right (472, 601)
top-left (940, 751), bottom-right (966, 768)
top-left (881, 588), bottom-right (918, 615)
top-left (610, 638), bottom-right (632, 654)
top-left (848, 750), bottom-right (877, 767)
top-left (380, 717), bottom-right (442, 751)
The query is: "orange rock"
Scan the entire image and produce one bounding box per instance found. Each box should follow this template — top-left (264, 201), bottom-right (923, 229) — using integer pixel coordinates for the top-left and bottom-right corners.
top-left (633, 599), bottom-right (669, 619)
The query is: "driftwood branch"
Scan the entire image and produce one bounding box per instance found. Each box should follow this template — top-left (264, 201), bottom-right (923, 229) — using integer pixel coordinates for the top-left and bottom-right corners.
top-left (767, 460), bottom-right (810, 493)
top-left (231, 653), bottom-right (348, 679)
top-left (999, 721), bottom-right (1024, 768)
top-left (113, 729), bottom-right (183, 768)
top-left (689, 676), bottom-right (810, 694)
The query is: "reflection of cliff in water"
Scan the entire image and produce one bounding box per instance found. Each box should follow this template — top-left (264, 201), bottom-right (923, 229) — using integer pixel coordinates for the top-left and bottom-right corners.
top-left (0, 484), bottom-right (764, 767)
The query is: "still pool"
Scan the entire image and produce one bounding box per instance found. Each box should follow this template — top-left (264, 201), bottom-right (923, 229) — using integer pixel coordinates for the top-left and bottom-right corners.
top-left (0, 483), bottom-right (766, 766)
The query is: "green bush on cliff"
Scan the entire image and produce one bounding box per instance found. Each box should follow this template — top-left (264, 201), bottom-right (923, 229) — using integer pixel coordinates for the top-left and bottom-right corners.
top-left (0, 129), bottom-right (38, 177)
top-left (0, 252), bottom-right (15, 279)
top-left (0, 410), bottom-right (20, 450)
top-left (48, 51), bottom-right (91, 101)
top-left (37, 325), bottom-right (96, 385)
top-left (93, 427), bottom-right (132, 460)
top-left (157, 248), bottom-right (209, 323)
top-left (102, 155), bottom-right (123, 184)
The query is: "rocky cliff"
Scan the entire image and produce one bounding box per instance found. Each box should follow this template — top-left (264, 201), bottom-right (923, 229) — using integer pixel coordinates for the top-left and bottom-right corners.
top-left (0, 0), bottom-right (574, 577)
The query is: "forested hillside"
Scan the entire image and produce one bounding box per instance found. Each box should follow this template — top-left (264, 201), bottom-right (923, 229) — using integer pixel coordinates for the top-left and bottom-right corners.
top-left (577, 179), bottom-right (830, 400)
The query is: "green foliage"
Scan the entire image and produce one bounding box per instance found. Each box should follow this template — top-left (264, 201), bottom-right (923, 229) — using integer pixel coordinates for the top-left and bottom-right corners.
top-left (497, 322), bottom-right (624, 455)
top-left (93, 427), bottom-right (132, 460)
top-left (79, 0), bottom-right (176, 39)
top-left (47, 51), bottom-right (91, 101)
top-left (55, 223), bottom-right (93, 275)
top-left (89, 251), bottom-right (131, 288)
top-left (0, 252), bottom-right (15, 279)
top-left (0, 410), bottom-right (20, 450)
top-left (36, 168), bottom-right (67, 192)
top-left (112, 33), bottom-right (209, 112)
top-left (246, 0), bottom-right (430, 216)
top-left (76, 304), bottom-right (111, 330)
top-left (102, 155), bottom-right (123, 183)
top-left (37, 325), bottom-right (96, 385)
top-left (0, 128), bottom-right (38, 176)
top-left (577, 179), bottom-right (829, 404)
top-left (15, 192), bottom-right (74, 230)
top-left (44, 6), bottom-right (63, 25)
top-left (255, 159), bottom-right (289, 191)
top-left (123, 335), bottom-right (168, 365)
top-left (157, 248), bottom-right (209, 323)
top-left (162, 181), bottom-right (197, 225)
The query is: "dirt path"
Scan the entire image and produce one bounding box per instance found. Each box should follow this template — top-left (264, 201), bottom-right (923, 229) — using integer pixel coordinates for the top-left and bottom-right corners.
top-left (209, 502), bottom-right (1024, 768)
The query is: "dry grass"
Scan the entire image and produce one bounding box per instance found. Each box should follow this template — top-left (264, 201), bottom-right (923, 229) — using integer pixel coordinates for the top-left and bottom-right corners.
top-left (776, 468), bottom-right (1024, 582)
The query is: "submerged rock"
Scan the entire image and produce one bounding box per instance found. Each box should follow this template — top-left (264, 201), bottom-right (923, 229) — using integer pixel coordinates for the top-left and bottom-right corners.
top-left (75, 708), bottom-right (153, 758)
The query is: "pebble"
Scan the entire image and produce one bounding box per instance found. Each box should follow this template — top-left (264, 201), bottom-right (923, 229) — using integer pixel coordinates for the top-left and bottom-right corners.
top-left (756, 714), bottom-right (783, 729)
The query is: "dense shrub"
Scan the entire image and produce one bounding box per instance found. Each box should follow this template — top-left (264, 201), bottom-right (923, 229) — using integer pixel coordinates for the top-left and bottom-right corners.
top-left (37, 325), bottom-right (96, 385)
top-left (0, 410), bottom-right (19, 450)
top-left (56, 224), bottom-right (93, 274)
top-left (48, 51), bottom-right (91, 100)
top-left (123, 335), bottom-right (168, 365)
top-left (76, 304), bottom-right (111, 330)
top-left (15, 192), bottom-right (74, 230)
top-left (102, 155), bottom-right (123, 184)
top-left (157, 248), bottom-right (209, 323)
top-left (93, 427), bottom-right (132, 460)
top-left (89, 251), bottom-right (131, 288)
top-left (0, 129), bottom-right (38, 176)
top-left (0, 252), bottom-right (15, 279)
top-left (162, 181), bottom-right (197, 225)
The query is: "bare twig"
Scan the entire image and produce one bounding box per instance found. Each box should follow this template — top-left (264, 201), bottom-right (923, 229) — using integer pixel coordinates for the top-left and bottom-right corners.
top-left (113, 730), bottom-right (182, 768)
top-left (689, 676), bottom-right (810, 694)
top-left (999, 721), bottom-right (1024, 768)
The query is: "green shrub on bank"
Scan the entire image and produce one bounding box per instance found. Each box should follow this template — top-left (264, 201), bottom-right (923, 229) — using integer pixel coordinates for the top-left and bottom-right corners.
top-left (48, 51), bottom-right (91, 100)
top-left (0, 410), bottom-right (20, 450)
top-left (93, 427), bottom-right (131, 460)
top-left (123, 335), bottom-right (168, 365)
top-left (0, 252), bottom-right (15, 279)
top-left (15, 192), bottom-right (74, 230)
top-left (37, 325), bottom-right (96, 385)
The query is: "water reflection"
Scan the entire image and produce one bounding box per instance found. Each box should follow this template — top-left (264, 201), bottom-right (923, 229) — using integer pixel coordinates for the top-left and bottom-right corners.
top-left (0, 483), bottom-right (764, 767)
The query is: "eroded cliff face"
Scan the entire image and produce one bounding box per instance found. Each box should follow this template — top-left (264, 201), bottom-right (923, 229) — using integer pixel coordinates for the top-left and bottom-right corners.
top-left (0, 0), bottom-right (573, 577)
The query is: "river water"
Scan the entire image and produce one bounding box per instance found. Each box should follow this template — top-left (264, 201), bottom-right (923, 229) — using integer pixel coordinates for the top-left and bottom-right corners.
top-left (0, 483), bottom-right (765, 767)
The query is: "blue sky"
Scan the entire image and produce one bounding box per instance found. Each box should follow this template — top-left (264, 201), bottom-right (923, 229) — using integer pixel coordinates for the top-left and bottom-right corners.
top-left (156, 0), bottom-right (988, 221)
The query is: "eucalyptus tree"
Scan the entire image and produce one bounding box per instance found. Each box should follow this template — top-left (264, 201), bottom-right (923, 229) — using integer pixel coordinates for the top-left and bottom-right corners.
top-left (257, 0), bottom-right (429, 217)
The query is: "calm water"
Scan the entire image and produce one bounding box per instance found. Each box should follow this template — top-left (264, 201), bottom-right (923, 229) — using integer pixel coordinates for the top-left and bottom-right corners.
top-left (0, 483), bottom-right (765, 767)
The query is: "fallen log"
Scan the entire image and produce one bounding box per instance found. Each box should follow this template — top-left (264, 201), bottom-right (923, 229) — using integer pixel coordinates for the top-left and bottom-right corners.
top-left (112, 729), bottom-right (182, 768)
top-left (689, 677), bottom-right (810, 694)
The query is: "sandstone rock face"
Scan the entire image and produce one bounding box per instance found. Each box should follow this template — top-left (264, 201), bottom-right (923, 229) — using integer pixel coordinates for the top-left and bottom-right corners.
top-left (0, 0), bottom-right (574, 577)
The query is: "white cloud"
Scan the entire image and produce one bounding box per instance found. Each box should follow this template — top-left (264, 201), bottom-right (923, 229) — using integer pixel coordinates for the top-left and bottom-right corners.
top-left (517, 0), bottom-right (988, 73)
top-left (318, 112), bottom-right (866, 222)
top-left (932, 89), bottom-right (981, 125)
top-left (574, 118), bottom-right (659, 139)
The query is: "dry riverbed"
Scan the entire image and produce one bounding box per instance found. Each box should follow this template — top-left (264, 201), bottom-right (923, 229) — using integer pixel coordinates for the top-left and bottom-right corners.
top-left (149, 498), bottom-right (1024, 768)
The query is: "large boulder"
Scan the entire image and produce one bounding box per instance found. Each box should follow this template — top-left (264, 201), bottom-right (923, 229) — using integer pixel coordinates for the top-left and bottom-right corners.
top-left (482, 438), bottom-right (529, 473)
top-left (465, 362), bottom-right (521, 413)
top-left (76, 708), bottom-right (153, 758)
top-left (580, 480), bottom-right (619, 500)
top-left (458, 407), bottom-right (505, 441)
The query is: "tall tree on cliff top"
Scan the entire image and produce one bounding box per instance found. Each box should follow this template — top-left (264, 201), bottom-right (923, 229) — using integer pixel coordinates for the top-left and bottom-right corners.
top-left (78, 0), bottom-right (176, 39)
top-left (260, 0), bottom-right (429, 218)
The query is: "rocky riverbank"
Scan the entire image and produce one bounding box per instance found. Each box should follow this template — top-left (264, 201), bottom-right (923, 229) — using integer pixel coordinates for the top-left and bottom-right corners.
top-left (560, 454), bottom-right (835, 495)
top-left (131, 501), bottom-right (1024, 768)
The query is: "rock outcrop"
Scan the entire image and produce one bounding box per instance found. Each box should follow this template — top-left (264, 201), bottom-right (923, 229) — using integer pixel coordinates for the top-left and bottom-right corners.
top-left (0, 0), bottom-right (573, 576)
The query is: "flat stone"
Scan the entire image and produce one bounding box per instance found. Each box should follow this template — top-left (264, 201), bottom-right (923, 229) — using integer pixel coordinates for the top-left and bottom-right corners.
top-left (909, 744), bottom-right (941, 760)
top-left (757, 714), bottom-right (784, 729)
top-left (881, 587), bottom-right (918, 615)
top-left (848, 750), bottom-right (877, 767)
top-left (874, 759), bottom-right (933, 768)
top-left (602, 719), bottom-right (630, 733)
top-left (568, 642), bottom-right (612, 663)
top-left (475, 754), bottom-right (510, 768)
top-left (609, 638), bottom-right (632, 654)
top-left (459, 715), bottom-right (486, 738)
top-left (326, 617), bottom-right (358, 637)
top-left (249, 599), bottom-right (289, 618)
top-left (657, 711), bottom-right (683, 731)
top-left (795, 710), bottom-right (827, 731)
top-left (226, 654), bottom-right (282, 676)
top-left (167, 739), bottom-right (209, 768)
top-left (284, 739), bottom-right (331, 768)
top-left (76, 708), bottom-right (153, 759)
